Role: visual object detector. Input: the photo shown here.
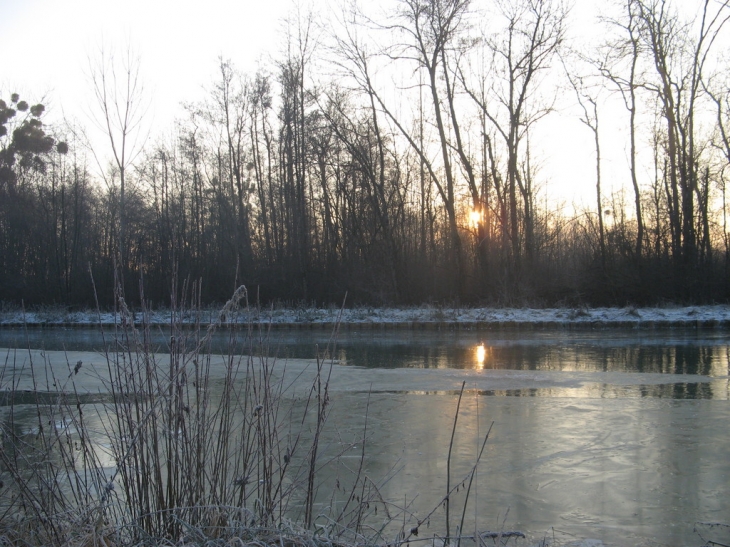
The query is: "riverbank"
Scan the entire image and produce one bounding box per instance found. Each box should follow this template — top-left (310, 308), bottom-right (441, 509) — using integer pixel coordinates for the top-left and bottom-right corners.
top-left (2, 304), bottom-right (730, 329)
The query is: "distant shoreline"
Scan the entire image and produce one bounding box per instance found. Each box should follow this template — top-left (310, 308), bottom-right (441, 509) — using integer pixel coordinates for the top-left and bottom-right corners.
top-left (3, 305), bottom-right (730, 330)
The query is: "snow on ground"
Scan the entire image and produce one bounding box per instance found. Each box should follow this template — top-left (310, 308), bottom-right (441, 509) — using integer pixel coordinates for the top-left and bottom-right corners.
top-left (2, 304), bottom-right (730, 327)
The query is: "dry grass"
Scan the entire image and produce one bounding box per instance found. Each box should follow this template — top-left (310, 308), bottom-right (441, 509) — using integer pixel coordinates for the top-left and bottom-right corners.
top-left (0, 280), bottom-right (497, 547)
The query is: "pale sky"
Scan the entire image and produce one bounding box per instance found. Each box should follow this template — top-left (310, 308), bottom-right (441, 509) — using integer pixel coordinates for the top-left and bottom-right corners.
top-left (0, 0), bottom-right (668, 209)
top-left (1, 0), bottom-right (290, 133)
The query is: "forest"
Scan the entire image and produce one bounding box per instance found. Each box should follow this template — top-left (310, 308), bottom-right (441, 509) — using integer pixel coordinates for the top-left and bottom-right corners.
top-left (1, 0), bottom-right (730, 308)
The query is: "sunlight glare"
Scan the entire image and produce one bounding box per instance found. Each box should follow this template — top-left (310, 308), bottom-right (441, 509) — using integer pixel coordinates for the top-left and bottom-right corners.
top-left (469, 209), bottom-right (482, 229)
top-left (475, 344), bottom-right (486, 368)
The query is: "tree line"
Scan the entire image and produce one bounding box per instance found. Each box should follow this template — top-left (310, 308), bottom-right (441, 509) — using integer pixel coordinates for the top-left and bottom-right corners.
top-left (1, 0), bottom-right (730, 308)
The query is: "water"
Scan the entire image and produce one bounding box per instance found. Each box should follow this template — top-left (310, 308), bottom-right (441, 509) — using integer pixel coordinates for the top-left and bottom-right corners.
top-left (2, 326), bottom-right (729, 374)
top-left (1, 328), bottom-right (729, 546)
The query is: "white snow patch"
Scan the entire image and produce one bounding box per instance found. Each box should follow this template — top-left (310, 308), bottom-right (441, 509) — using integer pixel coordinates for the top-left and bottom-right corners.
top-left (2, 305), bottom-right (730, 327)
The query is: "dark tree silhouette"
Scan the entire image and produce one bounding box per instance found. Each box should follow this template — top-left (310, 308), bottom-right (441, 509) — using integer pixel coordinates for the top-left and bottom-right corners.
top-left (0, 93), bottom-right (67, 192)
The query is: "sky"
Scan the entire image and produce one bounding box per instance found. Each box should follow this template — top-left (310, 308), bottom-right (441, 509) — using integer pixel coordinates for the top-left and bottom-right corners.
top-left (0, 0), bottom-right (652, 209)
top-left (1, 0), bottom-right (290, 128)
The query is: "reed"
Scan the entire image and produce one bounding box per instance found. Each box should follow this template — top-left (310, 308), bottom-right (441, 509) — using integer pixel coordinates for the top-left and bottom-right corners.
top-left (0, 281), bottom-right (500, 547)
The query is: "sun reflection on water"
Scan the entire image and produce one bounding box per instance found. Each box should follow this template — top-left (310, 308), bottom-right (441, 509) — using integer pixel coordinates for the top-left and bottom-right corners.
top-left (475, 344), bottom-right (487, 368)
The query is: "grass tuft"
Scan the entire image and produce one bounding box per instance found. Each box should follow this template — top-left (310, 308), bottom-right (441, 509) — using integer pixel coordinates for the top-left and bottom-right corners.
top-left (1, 281), bottom-right (498, 547)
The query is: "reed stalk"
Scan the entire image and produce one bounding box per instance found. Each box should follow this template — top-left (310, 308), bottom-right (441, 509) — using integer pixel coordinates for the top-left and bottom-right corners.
top-left (1, 281), bottom-right (502, 547)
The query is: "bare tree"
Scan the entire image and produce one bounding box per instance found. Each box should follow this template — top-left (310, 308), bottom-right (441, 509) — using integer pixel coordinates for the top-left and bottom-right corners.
top-left (88, 41), bottom-right (148, 289)
top-left (634, 0), bottom-right (730, 276)
top-left (278, 6), bottom-right (318, 299)
top-left (249, 71), bottom-right (277, 266)
top-left (599, 0), bottom-right (645, 260)
top-left (462, 0), bottom-right (567, 281)
top-left (356, 0), bottom-right (474, 295)
top-left (329, 7), bottom-right (425, 298)
top-left (705, 75), bottom-right (730, 277)
top-left (212, 59), bottom-right (254, 272)
top-left (566, 71), bottom-right (606, 268)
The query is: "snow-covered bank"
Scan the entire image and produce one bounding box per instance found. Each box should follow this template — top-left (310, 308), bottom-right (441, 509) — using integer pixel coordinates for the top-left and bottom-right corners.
top-left (3, 305), bottom-right (730, 329)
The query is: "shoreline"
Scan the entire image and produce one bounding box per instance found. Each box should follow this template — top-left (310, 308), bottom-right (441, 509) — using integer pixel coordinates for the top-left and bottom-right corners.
top-left (2, 305), bottom-right (730, 330)
top-left (3, 320), bottom-right (730, 330)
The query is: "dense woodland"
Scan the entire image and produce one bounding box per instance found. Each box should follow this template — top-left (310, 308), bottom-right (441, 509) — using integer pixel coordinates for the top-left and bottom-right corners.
top-left (2, 0), bottom-right (730, 308)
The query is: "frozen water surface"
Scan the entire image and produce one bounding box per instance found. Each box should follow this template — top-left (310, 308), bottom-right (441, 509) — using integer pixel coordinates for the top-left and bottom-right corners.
top-left (1, 325), bottom-right (729, 547)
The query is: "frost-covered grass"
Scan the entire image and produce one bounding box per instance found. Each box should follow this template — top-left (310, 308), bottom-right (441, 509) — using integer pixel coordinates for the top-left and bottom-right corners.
top-left (0, 287), bottom-right (495, 547)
